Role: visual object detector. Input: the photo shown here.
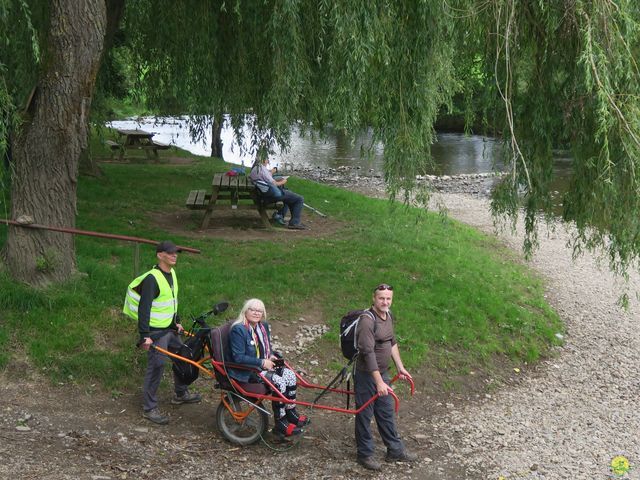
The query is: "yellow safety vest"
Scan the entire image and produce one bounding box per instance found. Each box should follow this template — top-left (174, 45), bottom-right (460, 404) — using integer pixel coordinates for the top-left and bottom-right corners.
top-left (122, 268), bottom-right (178, 328)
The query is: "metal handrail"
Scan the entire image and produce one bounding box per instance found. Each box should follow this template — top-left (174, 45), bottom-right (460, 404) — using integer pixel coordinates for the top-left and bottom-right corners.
top-left (0, 218), bottom-right (200, 254)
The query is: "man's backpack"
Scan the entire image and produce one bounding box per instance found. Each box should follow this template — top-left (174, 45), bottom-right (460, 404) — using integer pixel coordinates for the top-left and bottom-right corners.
top-left (339, 309), bottom-right (376, 360)
top-left (171, 329), bottom-right (209, 385)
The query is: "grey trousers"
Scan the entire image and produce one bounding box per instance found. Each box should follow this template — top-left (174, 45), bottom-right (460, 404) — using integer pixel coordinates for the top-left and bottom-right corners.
top-left (354, 369), bottom-right (404, 458)
top-left (143, 330), bottom-right (188, 411)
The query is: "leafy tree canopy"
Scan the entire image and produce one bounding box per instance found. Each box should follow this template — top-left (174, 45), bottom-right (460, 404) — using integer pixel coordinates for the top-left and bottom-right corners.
top-left (1, 0), bottom-right (640, 285)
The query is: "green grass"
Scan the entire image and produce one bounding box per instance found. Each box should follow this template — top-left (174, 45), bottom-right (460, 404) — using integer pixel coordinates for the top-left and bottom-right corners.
top-left (0, 130), bottom-right (562, 389)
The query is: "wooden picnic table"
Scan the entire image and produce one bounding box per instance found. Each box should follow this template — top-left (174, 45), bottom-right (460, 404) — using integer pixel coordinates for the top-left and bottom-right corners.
top-left (185, 173), bottom-right (281, 229)
top-left (114, 129), bottom-right (170, 161)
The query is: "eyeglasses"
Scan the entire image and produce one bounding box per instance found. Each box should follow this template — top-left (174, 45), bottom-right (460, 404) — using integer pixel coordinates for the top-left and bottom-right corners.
top-left (247, 307), bottom-right (264, 314)
top-left (373, 284), bottom-right (393, 292)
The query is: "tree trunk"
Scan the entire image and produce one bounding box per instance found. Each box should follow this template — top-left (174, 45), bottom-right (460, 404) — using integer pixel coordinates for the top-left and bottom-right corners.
top-left (3, 0), bottom-right (106, 286)
top-left (210, 113), bottom-right (224, 158)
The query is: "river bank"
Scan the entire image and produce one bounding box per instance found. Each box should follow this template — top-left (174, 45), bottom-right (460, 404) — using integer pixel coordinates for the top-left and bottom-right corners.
top-left (289, 164), bottom-right (505, 197)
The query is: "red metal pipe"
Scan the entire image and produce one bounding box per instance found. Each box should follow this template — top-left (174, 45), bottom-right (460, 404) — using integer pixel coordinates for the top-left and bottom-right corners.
top-left (0, 219), bottom-right (200, 254)
top-left (153, 345), bottom-right (407, 415)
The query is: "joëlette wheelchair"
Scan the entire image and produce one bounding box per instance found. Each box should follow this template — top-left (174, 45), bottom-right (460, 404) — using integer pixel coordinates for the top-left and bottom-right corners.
top-left (153, 302), bottom-right (414, 445)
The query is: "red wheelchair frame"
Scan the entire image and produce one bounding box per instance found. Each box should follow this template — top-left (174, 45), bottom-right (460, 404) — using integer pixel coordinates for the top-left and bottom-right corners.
top-left (154, 320), bottom-right (414, 445)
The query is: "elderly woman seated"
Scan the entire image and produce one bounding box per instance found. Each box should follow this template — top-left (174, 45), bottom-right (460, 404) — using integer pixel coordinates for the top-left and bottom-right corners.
top-left (228, 298), bottom-right (310, 436)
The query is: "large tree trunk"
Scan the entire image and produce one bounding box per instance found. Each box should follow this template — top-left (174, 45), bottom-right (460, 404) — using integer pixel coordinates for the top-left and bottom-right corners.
top-left (210, 113), bottom-right (224, 158)
top-left (3, 0), bottom-right (106, 286)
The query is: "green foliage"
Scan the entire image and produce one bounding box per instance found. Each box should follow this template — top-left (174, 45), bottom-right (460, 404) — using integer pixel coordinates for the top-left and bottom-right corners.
top-left (3, 0), bottom-right (640, 282)
top-left (0, 0), bottom-right (43, 162)
top-left (92, 38), bottom-right (138, 121)
top-left (458, 1), bottom-right (640, 275)
top-left (122, 1), bottom-right (640, 277)
top-left (0, 0), bottom-right (45, 106)
top-left (125, 1), bottom-right (457, 186)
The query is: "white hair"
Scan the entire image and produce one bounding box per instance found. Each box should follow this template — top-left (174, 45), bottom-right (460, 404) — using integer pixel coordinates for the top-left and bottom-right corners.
top-left (233, 298), bottom-right (267, 326)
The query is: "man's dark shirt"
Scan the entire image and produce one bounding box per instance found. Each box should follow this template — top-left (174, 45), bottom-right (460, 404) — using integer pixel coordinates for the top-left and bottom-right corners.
top-left (138, 266), bottom-right (177, 340)
top-left (355, 309), bottom-right (396, 373)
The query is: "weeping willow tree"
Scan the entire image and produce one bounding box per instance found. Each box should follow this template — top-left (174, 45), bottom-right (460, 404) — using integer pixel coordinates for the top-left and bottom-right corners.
top-left (1, 0), bottom-right (639, 287)
top-left (127, 0), bottom-right (456, 192)
top-left (468, 1), bottom-right (640, 290)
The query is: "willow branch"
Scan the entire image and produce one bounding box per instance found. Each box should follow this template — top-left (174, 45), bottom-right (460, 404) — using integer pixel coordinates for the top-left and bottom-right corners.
top-left (494, 0), bottom-right (531, 191)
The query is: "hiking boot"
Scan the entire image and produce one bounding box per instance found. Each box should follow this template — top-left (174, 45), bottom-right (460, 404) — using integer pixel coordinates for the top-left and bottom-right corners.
top-left (142, 408), bottom-right (169, 425)
top-left (285, 407), bottom-right (311, 427)
top-left (287, 222), bottom-right (308, 230)
top-left (357, 456), bottom-right (382, 471)
top-left (273, 418), bottom-right (303, 437)
top-left (171, 391), bottom-right (202, 405)
top-left (385, 450), bottom-right (418, 463)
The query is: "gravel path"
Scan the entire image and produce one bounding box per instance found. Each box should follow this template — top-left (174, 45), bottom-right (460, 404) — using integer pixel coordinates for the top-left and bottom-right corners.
top-left (426, 193), bottom-right (640, 480)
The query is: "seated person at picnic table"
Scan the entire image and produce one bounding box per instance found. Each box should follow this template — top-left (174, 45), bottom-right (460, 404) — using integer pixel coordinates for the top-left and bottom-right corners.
top-left (249, 156), bottom-right (307, 230)
top-left (228, 298), bottom-right (310, 436)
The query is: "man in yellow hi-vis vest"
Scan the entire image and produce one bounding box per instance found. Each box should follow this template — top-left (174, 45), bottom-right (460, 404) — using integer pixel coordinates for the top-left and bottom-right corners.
top-left (123, 240), bottom-right (201, 425)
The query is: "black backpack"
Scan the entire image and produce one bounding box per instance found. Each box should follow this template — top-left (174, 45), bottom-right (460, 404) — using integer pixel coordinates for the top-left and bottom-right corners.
top-left (339, 309), bottom-right (376, 360)
top-left (171, 329), bottom-right (209, 385)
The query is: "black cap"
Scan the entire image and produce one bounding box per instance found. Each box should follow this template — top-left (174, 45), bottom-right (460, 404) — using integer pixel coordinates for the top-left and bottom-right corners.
top-left (156, 240), bottom-right (180, 254)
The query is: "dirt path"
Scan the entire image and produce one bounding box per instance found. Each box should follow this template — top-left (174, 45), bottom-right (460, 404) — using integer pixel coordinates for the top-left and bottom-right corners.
top-left (2, 184), bottom-right (638, 479)
top-left (0, 346), bottom-right (472, 480)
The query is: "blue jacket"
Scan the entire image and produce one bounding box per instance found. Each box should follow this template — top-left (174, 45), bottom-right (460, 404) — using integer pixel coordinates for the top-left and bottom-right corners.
top-left (228, 321), bottom-right (271, 383)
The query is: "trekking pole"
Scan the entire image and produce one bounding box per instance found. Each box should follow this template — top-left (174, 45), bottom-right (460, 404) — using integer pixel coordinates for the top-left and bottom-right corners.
top-left (303, 203), bottom-right (327, 217)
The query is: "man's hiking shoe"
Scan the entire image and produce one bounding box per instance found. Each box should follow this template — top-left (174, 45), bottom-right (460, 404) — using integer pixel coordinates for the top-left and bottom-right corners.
top-left (287, 222), bottom-right (308, 230)
top-left (143, 408), bottom-right (169, 425)
top-left (286, 408), bottom-right (311, 427)
top-left (357, 456), bottom-right (382, 471)
top-left (385, 450), bottom-right (418, 463)
top-left (171, 391), bottom-right (202, 405)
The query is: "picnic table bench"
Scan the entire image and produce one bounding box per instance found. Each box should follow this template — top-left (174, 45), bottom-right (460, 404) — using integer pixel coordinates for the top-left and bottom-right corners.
top-left (113, 129), bottom-right (170, 161)
top-left (186, 173), bottom-right (282, 229)
top-left (105, 139), bottom-right (122, 158)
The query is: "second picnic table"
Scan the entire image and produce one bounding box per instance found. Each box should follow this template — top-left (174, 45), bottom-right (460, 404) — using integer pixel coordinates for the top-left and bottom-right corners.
top-left (186, 173), bottom-right (281, 229)
top-left (112, 129), bottom-right (170, 161)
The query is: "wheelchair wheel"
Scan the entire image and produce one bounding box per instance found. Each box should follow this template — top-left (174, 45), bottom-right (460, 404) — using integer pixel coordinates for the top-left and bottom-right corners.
top-left (216, 395), bottom-right (269, 445)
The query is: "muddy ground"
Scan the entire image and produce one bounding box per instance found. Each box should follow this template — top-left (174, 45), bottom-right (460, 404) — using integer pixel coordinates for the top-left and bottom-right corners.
top-left (1, 342), bottom-right (515, 480)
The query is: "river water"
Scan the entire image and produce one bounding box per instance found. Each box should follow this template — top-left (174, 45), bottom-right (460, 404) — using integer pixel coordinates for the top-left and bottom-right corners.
top-left (108, 117), bottom-right (504, 176)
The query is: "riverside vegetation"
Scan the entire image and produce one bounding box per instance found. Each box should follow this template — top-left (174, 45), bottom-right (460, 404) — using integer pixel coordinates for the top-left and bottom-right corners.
top-left (0, 138), bottom-right (562, 393)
